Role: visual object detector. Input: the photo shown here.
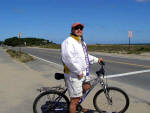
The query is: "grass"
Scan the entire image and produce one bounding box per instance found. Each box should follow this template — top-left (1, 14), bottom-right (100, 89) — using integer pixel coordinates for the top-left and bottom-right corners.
top-left (39, 43), bottom-right (150, 54)
top-left (6, 49), bottom-right (34, 63)
top-left (87, 44), bottom-right (150, 54)
top-left (39, 43), bottom-right (61, 49)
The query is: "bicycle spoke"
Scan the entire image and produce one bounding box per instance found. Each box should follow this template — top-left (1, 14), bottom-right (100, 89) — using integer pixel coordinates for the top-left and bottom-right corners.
top-left (33, 91), bottom-right (69, 113)
top-left (94, 87), bottom-right (129, 113)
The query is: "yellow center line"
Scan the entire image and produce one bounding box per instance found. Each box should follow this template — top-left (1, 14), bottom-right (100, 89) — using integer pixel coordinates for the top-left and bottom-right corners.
top-left (105, 59), bottom-right (150, 68)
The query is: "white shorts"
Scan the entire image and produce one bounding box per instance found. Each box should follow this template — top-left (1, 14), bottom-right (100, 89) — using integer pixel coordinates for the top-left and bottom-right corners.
top-left (64, 73), bottom-right (90, 98)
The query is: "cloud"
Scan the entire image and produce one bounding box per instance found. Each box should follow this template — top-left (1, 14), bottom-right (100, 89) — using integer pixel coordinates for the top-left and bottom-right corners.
top-left (136, 0), bottom-right (150, 2)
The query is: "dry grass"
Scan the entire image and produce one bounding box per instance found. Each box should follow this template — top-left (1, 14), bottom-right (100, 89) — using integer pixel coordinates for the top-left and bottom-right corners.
top-left (39, 44), bottom-right (60, 49)
top-left (39, 44), bottom-right (150, 54)
top-left (87, 44), bottom-right (150, 54)
top-left (6, 49), bottom-right (34, 63)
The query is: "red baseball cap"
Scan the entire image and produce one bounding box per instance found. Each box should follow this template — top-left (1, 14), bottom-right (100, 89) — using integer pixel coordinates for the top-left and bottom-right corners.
top-left (71, 22), bottom-right (84, 29)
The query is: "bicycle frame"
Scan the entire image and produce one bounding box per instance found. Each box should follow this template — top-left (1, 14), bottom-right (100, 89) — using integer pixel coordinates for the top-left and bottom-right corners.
top-left (49, 76), bottom-right (107, 106)
top-left (78, 62), bottom-right (113, 105)
top-left (37, 62), bottom-right (113, 109)
top-left (34, 61), bottom-right (129, 113)
top-left (41, 78), bottom-right (103, 111)
top-left (78, 76), bottom-right (107, 105)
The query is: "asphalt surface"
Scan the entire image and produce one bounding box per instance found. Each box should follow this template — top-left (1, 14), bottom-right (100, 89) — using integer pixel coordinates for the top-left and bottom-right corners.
top-left (1, 47), bottom-right (150, 113)
top-left (12, 47), bottom-right (150, 91)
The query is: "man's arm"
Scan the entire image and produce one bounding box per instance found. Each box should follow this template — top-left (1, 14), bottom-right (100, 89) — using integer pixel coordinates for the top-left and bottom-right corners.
top-left (88, 54), bottom-right (102, 64)
top-left (61, 40), bottom-right (83, 75)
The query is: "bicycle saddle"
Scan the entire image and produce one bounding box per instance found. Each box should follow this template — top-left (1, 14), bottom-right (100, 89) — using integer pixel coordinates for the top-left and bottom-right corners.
top-left (55, 73), bottom-right (64, 80)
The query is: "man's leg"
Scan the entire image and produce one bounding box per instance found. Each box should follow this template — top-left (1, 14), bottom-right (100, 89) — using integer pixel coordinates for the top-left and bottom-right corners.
top-left (81, 82), bottom-right (91, 112)
top-left (69, 97), bottom-right (80, 113)
top-left (64, 75), bottom-right (83, 113)
top-left (82, 82), bottom-right (91, 93)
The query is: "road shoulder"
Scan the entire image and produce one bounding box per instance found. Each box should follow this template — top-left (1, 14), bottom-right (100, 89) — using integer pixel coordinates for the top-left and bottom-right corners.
top-left (0, 47), bottom-right (150, 113)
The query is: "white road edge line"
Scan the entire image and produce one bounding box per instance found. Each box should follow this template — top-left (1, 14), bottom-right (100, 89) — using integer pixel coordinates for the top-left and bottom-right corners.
top-left (29, 54), bottom-right (63, 68)
top-left (105, 69), bottom-right (150, 78)
top-left (30, 54), bottom-right (150, 79)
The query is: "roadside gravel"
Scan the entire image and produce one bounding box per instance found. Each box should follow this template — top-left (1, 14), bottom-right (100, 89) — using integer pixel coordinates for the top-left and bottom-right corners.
top-left (0, 48), bottom-right (64, 113)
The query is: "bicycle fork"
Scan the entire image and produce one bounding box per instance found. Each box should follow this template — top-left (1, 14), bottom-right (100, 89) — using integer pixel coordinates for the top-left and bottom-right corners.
top-left (101, 81), bottom-right (113, 105)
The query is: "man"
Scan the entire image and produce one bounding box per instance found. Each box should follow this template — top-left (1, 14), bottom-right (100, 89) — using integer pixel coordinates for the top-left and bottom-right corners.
top-left (61, 22), bottom-right (102, 113)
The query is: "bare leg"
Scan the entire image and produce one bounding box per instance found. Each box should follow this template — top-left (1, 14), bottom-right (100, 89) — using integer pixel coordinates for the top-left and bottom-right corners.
top-left (69, 97), bottom-right (80, 113)
top-left (69, 83), bottom-right (91, 113)
top-left (81, 83), bottom-right (91, 112)
top-left (82, 82), bottom-right (91, 93)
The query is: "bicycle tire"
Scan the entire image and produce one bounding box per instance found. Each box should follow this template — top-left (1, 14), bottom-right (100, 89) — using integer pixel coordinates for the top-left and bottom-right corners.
top-left (33, 91), bottom-right (69, 113)
top-left (93, 87), bottom-right (129, 113)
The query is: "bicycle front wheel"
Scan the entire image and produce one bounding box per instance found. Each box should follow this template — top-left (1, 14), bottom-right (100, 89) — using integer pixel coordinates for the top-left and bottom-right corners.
top-left (33, 91), bottom-right (69, 113)
top-left (93, 87), bottom-right (129, 113)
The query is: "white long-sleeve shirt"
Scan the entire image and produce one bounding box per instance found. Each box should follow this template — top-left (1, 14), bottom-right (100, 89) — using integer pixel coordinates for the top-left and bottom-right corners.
top-left (61, 35), bottom-right (98, 77)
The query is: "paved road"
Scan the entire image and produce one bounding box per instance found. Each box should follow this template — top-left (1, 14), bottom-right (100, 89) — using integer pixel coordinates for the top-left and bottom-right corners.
top-left (1, 47), bottom-right (150, 113)
top-left (12, 47), bottom-right (150, 91)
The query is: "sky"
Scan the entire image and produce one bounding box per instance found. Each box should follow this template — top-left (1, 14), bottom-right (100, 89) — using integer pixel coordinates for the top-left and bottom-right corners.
top-left (0, 0), bottom-right (150, 44)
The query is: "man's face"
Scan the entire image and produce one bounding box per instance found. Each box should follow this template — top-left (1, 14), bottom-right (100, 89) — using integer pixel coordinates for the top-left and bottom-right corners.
top-left (72, 25), bottom-right (83, 37)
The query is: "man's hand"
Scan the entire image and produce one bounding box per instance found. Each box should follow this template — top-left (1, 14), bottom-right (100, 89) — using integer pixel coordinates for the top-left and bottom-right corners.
top-left (77, 74), bottom-right (83, 79)
top-left (98, 57), bottom-right (103, 63)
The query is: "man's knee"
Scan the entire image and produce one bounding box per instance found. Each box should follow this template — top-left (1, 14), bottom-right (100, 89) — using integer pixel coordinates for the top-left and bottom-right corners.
top-left (70, 97), bottom-right (80, 105)
top-left (82, 82), bottom-right (91, 93)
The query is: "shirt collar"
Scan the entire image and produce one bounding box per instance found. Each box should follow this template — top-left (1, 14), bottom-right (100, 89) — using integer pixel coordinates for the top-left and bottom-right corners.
top-left (70, 34), bottom-right (81, 42)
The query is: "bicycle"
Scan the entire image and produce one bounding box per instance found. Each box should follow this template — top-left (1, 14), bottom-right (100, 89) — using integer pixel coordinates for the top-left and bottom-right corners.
top-left (33, 61), bottom-right (129, 113)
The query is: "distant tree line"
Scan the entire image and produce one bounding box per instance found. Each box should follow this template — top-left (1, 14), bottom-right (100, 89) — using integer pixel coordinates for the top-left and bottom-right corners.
top-left (3, 37), bottom-right (55, 46)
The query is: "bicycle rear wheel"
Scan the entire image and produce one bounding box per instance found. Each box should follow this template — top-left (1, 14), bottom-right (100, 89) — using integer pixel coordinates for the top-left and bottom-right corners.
top-left (33, 91), bottom-right (69, 113)
top-left (93, 87), bottom-right (129, 113)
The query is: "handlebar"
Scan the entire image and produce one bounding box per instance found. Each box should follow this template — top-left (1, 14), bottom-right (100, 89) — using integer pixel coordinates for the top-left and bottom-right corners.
top-left (96, 61), bottom-right (105, 77)
top-left (99, 60), bottom-right (105, 66)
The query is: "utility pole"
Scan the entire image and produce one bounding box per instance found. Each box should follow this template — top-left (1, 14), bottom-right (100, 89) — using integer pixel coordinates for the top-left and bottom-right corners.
top-left (18, 32), bottom-right (21, 54)
top-left (128, 31), bottom-right (132, 50)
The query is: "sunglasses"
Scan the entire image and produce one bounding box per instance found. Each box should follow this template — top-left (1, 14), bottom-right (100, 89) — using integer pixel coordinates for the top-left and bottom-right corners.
top-left (74, 26), bottom-right (83, 30)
